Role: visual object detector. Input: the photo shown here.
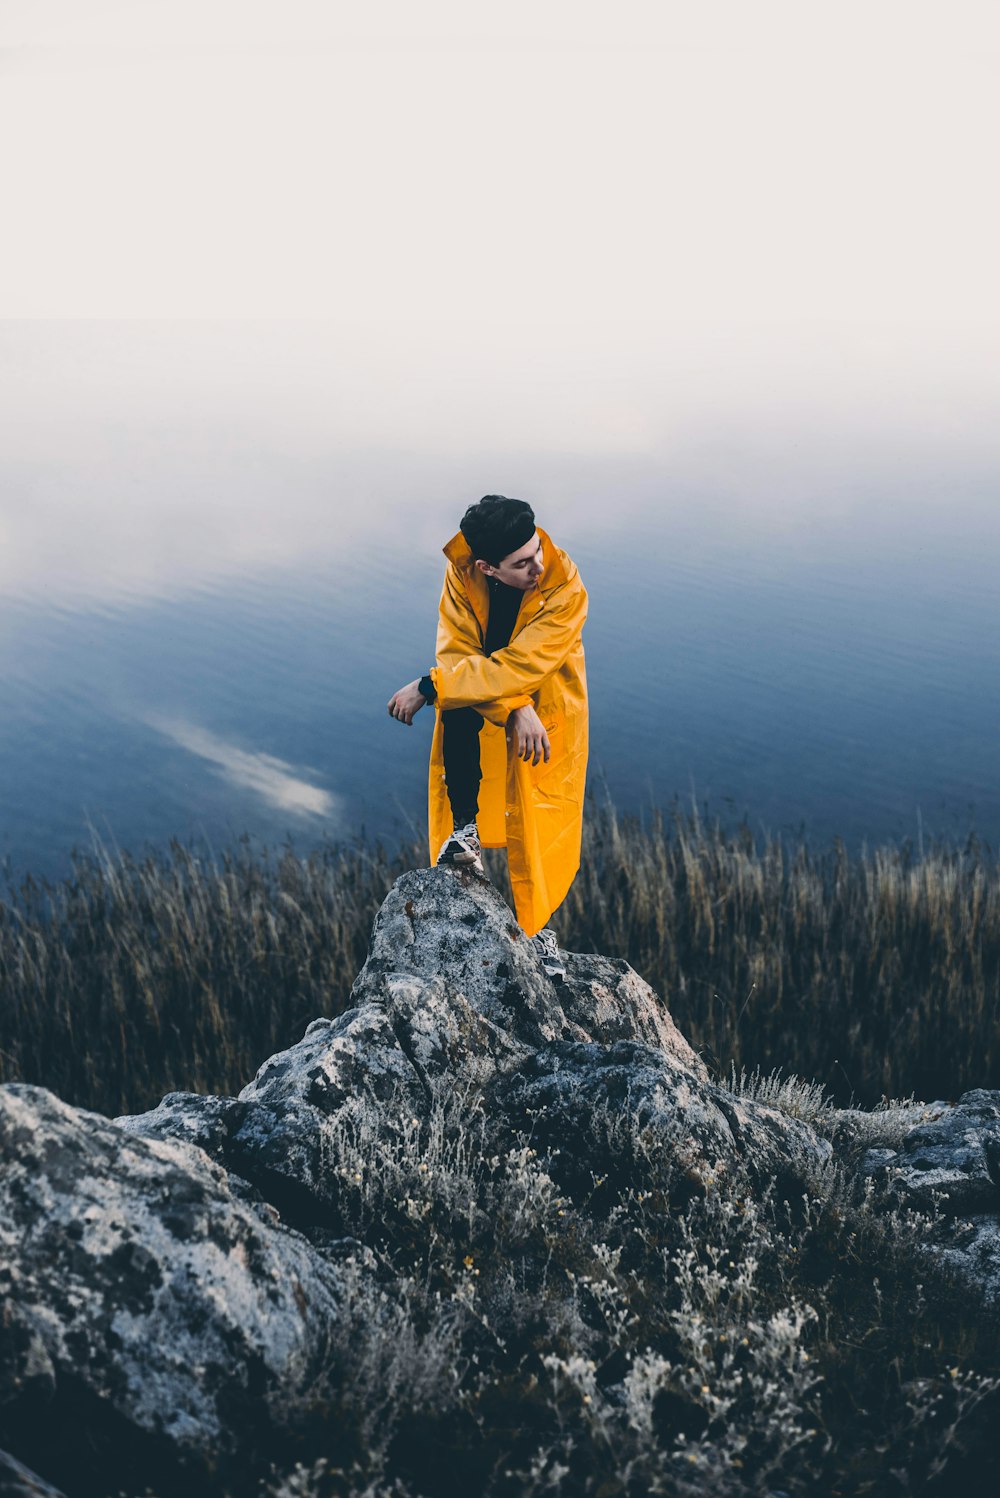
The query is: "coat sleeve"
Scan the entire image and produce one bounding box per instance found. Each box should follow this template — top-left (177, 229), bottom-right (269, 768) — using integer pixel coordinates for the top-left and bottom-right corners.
top-left (433, 568), bottom-right (534, 722)
top-left (431, 571), bottom-right (588, 714)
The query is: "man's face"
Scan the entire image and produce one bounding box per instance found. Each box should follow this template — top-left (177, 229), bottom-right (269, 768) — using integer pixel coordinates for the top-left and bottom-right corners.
top-left (476, 532), bottom-right (544, 591)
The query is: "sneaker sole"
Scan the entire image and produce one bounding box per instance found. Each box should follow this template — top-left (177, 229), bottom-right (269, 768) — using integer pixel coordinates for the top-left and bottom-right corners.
top-left (436, 852), bottom-right (485, 874)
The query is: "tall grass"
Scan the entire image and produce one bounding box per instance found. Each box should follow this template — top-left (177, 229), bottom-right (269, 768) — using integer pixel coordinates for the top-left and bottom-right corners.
top-left (0, 800), bottom-right (997, 1116)
top-left (0, 832), bottom-right (415, 1116)
top-left (558, 799), bottom-right (1000, 1108)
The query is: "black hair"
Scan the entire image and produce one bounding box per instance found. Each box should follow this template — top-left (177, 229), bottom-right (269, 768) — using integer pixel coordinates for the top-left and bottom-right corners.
top-left (459, 495), bottom-right (537, 567)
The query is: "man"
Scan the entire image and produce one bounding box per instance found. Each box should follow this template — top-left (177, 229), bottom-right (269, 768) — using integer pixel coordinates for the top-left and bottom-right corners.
top-left (387, 495), bottom-right (589, 981)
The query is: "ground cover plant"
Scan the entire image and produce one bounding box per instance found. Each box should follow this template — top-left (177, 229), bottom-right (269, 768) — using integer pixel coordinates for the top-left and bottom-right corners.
top-left (0, 799), bottom-right (996, 1115)
top-left (266, 1075), bottom-right (1000, 1498)
top-left (26, 1072), bottom-right (989, 1498)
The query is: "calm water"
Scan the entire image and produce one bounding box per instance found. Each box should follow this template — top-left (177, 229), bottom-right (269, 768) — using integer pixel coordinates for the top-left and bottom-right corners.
top-left (1, 326), bottom-right (997, 885)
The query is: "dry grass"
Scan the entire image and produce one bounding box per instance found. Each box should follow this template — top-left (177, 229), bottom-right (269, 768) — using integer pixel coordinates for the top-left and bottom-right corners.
top-left (556, 798), bottom-right (1000, 1107)
top-left (0, 832), bottom-right (414, 1115)
top-left (0, 798), bottom-right (997, 1115)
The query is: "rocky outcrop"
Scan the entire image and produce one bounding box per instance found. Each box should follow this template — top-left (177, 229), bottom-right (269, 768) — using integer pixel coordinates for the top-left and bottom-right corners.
top-left (121, 870), bottom-right (715, 1215)
top-left (0, 1085), bottom-right (343, 1485)
top-left (488, 1039), bottom-right (832, 1201)
top-left (121, 869), bottom-right (827, 1212)
top-left (357, 868), bottom-right (703, 1066)
top-left (862, 1089), bottom-right (1000, 1213)
top-left (2, 864), bottom-right (1000, 1494)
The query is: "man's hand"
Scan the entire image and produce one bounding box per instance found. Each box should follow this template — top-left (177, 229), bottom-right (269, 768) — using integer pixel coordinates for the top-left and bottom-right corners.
top-left (506, 703), bottom-right (551, 765)
top-left (387, 680), bottom-right (428, 726)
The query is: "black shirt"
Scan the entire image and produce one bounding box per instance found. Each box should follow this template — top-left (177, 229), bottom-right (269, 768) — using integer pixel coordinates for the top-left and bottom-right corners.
top-left (420, 575), bottom-right (524, 703)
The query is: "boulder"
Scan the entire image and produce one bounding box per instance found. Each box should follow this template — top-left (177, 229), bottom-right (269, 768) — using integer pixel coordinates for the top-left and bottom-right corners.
top-left (359, 868), bottom-right (704, 1070)
top-left (110, 872), bottom-right (1000, 1309)
top-left (8, 859), bottom-right (1000, 1498)
top-left (488, 1038), bottom-right (833, 1200)
top-left (228, 976), bottom-right (512, 1211)
top-left (0, 1085), bottom-right (343, 1470)
top-left (118, 870), bottom-right (828, 1221)
top-left (872, 1090), bottom-right (1000, 1213)
top-left (116, 1090), bottom-right (246, 1163)
top-left (188, 870), bottom-right (707, 1213)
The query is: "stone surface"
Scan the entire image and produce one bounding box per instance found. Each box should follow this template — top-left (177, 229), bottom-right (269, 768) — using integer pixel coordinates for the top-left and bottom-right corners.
top-left (214, 870), bottom-right (708, 1210)
top-left (359, 867), bottom-right (706, 1074)
top-left (558, 949), bottom-right (706, 1069)
top-left (0, 1085), bottom-right (343, 1462)
top-left (861, 1090), bottom-right (1000, 1213)
top-left (343, 873), bottom-right (828, 1193)
top-left (116, 1090), bottom-right (246, 1162)
top-left (823, 1091), bottom-right (1000, 1299)
top-left (926, 1217), bottom-right (1000, 1303)
top-left (114, 871), bottom-right (1000, 1272)
top-left (487, 1038), bottom-right (833, 1199)
top-left (229, 973), bottom-right (531, 1211)
top-left (359, 866), bottom-right (585, 1048)
top-left (0, 1449), bottom-right (66, 1498)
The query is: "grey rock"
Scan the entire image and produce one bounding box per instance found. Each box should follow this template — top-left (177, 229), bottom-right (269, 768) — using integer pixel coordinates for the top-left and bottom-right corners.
top-left (359, 867), bottom-right (582, 1047)
top-left (230, 971), bottom-right (533, 1209)
top-left (107, 871), bottom-right (1000, 1312)
top-left (488, 1039), bottom-right (833, 1195)
top-left (858, 1147), bottom-right (899, 1177)
top-left (114, 1091), bottom-right (284, 1221)
top-left (13, 857), bottom-right (1000, 1493)
top-left (926, 1216), bottom-right (1000, 1304)
top-left (826, 1100), bottom-right (950, 1158)
top-left (114, 1089), bottom-right (246, 1163)
top-left (224, 870), bottom-right (706, 1209)
top-left (0, 1449), bottom-right (66, 1498)
top-left (351, 874), bottom-right (826, 1186)
top-left (558, 949), bottom-right (706, 1069)
top-left (359, 868), bottom-right (705, 1073)
top-left (0, 1084), bottom-right (343, 1462)
top-left (872, 1091), bottom-right (1000, 1213)
top-left (828, 1091), bottom-right (1000, 1299)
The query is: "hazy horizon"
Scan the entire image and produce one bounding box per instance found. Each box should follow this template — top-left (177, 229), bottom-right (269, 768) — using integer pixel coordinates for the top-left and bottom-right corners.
top-left (2, 317), bottom-right (997, 612)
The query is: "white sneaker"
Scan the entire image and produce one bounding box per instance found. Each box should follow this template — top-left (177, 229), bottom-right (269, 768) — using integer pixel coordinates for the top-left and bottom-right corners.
top-left (530, 926), bottom-right (566, 983)
top-left (436, 821), bottom-right (484, 874)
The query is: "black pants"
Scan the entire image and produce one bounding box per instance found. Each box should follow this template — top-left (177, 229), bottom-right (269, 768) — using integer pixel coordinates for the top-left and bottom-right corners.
top-left (442, 707), bottom-right (485, 829)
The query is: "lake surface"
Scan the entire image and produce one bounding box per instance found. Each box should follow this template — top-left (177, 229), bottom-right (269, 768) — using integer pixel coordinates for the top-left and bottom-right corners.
top-left (2, 324), bottom-right (997, 886)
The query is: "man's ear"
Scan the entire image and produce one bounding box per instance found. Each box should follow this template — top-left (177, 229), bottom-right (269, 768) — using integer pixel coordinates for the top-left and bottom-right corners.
top-left (474, 558), bottom-right (493, 576)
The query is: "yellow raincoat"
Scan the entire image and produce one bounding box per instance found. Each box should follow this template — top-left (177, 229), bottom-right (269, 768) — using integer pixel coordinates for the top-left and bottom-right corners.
top-left (427, 525), bottom-right (588, 937)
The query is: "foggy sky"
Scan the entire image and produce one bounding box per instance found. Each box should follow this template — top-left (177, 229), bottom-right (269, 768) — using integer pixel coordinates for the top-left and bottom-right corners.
top-left (2, 1), bottom-right (997, 329)
top-left (1, 3), bottom-right (997, 606)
